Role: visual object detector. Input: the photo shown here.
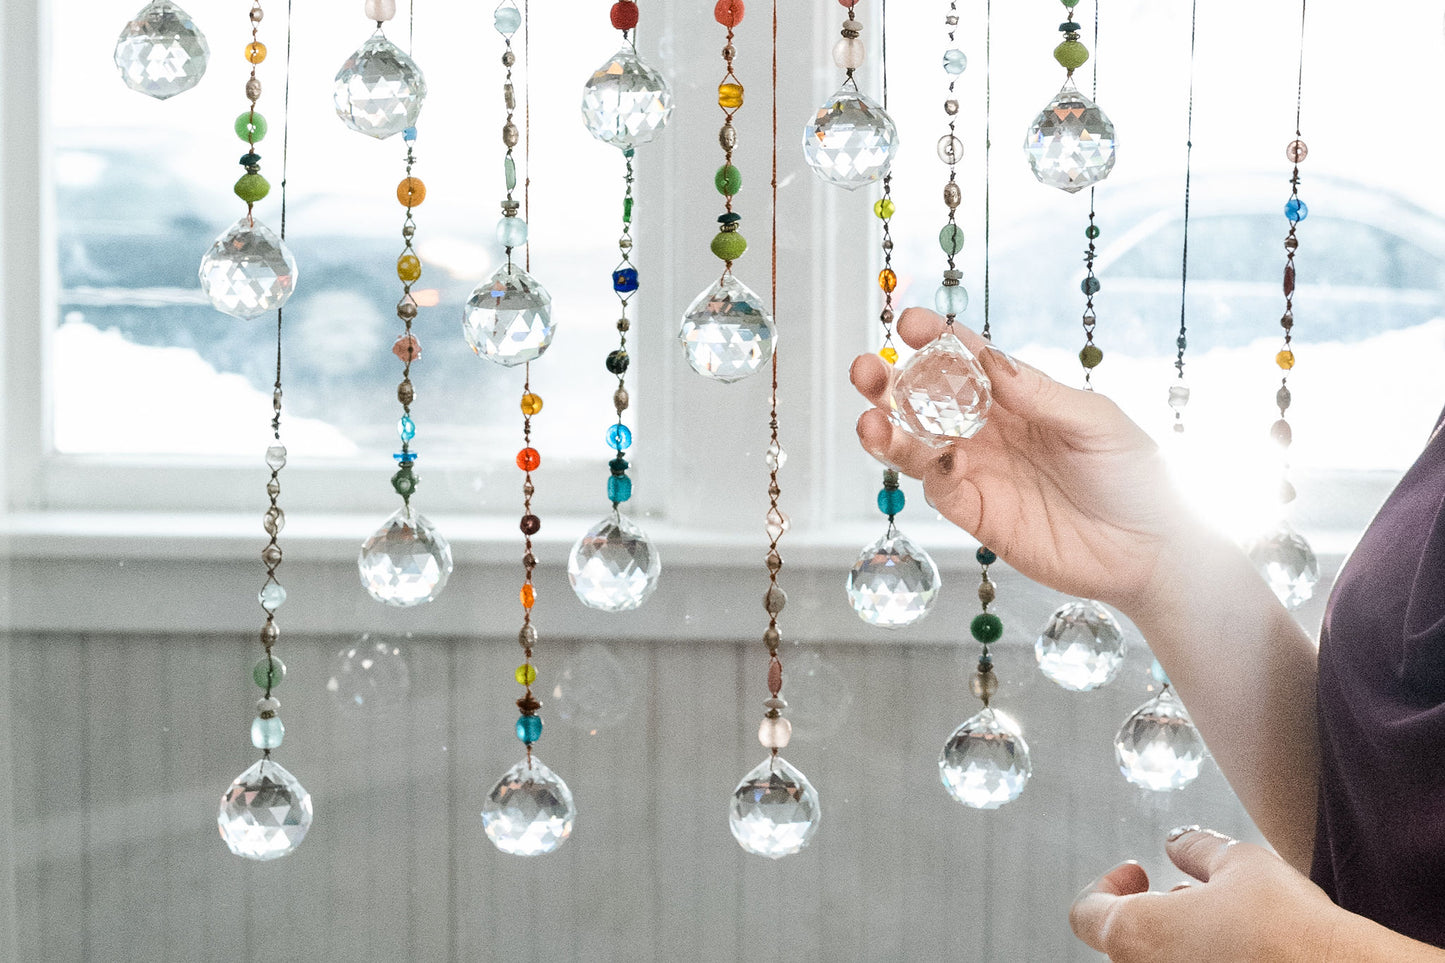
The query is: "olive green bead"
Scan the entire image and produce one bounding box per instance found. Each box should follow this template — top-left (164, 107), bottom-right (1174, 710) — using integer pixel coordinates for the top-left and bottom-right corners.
top-left (970, 612), bottom-right (1004, 645)
top-left (714, 164), bottom-right (742, 196)
top-left (711, 230), bottom-right (748, 261)
top-left (939, 224), bottom-right (965, 256)
top-left (233, 173), bottom-right (271, 203)
top-left (1079, 344), bottom-right (1104, 369)
top-left (253, 654), bottom-right (286, 689)
top-left (235, 111), bottom-right (268, 143)
top-left (1054, 40), bottom-right (1089, 72)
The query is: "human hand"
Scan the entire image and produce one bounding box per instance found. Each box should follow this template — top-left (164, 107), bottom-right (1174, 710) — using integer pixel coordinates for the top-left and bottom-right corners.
top-left (1069, 828), bottom-right (1341, 963)
top-left (850, 308), bottom-right (1197, 613)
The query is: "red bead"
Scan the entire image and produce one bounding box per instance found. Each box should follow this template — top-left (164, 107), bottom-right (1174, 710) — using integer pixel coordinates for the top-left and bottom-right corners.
top-left (714, 0), bottom-right (744, 26)
top-left (610, 1), bottom-right (639, 30)
top-left (516, 447), bottom-right (540, 471)
top-left (392, 334), bottom-right (421, 362)
top-left (520, 514), bottom-right (541, 536)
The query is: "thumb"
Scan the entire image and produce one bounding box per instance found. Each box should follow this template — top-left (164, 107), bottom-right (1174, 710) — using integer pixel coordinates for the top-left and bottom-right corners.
top-left (1166, 827), bottom-right (1240, 883)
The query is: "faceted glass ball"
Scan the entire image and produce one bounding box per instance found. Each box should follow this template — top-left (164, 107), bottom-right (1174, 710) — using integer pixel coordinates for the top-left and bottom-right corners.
top-left (333, 30), bottom-right (428, 139)
top-left (846, 529), bottom-right (940, 628)
top-left (1035, 598), bottom-right (1127, 691)
top-left (801, 87), bottom-right (899, 190)
top-left (1246, 521), bottom-right (1320, 610)
top-left (677, 274), bottom-right (776, 383)
top-left (568, 511), bottom-right (662, 612)
top-left (1024, 79), bottom-right (1117, 193)
top-left (114, 0), bottom-right (210, 100)
top-left (1115, 688), bottom-right (1205, 791)
top-left (358, 506), bottom-right (453, 607)
top-left (482, 756), bottom-right (576, 856)
top-left (889, 330), bottom-right (992, 442)
top-left (939, 707), bottom-right (1031, 809)
top-left (218, 758), bottom-right (313, 860)
top-left (463, 264), bottom-right (556, 367)
top-left (729, 755), bottom-right (821, 859)
top-left (580, 47), bottom-right (675, 149)
top-left (198, 216), bottom-right (298, 320)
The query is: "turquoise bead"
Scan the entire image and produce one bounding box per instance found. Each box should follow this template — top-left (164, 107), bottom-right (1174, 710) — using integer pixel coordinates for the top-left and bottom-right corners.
top-left (607, 424), bottom-right (633, 450)
top-left (253, 654), bottom-right (285, 689)
top-left (877, 487), bottom-right (905, 516)
top-left (608, 475), bottom-right (633, 503)
top-left (1151, 659), bottom-right (1171, 685)
top-left (516, 714), bottom-right (542, 743)
top-left (251, 715), bottom-right (285, 750)
top-left (1081, 276), bottom-right (1101, 296)
top-left (495, 4), bottom-right (522, 35)
top-left (398, 414), bottom-right (416, 442)
top-left (934, 284), bottom-right (969, 316)
top-left (1285, 197), bottom-right (1308, 222)
top-left (497, 216), bottom-right (528, 248)
top-left (939, 224), bottom-right (965, 255)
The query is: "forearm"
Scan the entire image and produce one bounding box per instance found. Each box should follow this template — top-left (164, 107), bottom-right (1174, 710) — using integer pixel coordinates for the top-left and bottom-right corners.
top-left (1323, 910), bottom-right (1445, 962)
top-left (1124, 519), bottom-right (1320, 871)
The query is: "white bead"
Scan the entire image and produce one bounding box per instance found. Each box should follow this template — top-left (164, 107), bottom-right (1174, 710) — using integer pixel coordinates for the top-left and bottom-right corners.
top-left (364, 0), bottom-right (396, 21)
top-left (832, 37), bottom-right (866, 70)
top-left (257, 696), bottom-right (281, 713)
top-left (758, 716), bottom-right (793, 750)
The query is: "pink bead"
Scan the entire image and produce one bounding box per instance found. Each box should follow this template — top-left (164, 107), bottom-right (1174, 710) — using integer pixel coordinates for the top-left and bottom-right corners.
top-left (758, 716), bottom-right (792, 750)
top-left (392, 334), bottom-right (421, 362)
top-left (837, 0), bottom-right (859, 6)
top-left (364, 0), bottom-right (396, 21)
top-left (767, 660), bottom-right (783, 695)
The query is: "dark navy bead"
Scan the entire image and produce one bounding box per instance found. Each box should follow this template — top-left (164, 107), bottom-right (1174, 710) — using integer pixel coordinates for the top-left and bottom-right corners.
top-left (606, 349), bottom-right (630, 374)
top-left (612, 267), bottom-right (640, 293)
top-left (609, 457), bottom-right (629, 476)
top-left (975, 547), bottom-right (997, 566)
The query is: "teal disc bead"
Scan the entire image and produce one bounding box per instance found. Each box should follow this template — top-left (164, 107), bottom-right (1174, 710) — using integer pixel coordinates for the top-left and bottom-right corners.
top-left (250, 715), bottom-right (285, 750)
top-left (235, 111), bottom-right (267, 143)
top-left (939, 223), bottom-right (965, 256)
top-left (233, 173), bottom-right (270, 203)
top-left (253, 654), bottom-right (285, 689)
top-left (971, 612), bottom-right (1004, 645)
top-left (516, 714), bottom-right (542, 744)
top-left (877, 487), bottom-right (905, 515)
top-left (714, 164), bottom-right (742, 196)
top-left (934, 284), bottom-right (969, 316)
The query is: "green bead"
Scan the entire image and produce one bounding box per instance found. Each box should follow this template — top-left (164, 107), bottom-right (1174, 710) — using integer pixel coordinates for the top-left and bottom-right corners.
top-left (1079, 344), bottom-right (1104, 368)
top-left (233, 173), bottom-right (270, 203)
top-left (1061, 0), bottom-right (1080, 6)
top-left (714, 164), bottom-right (742, 196)
top-left (873, 198), bottom-right (896, 219)
top-left (392, 465), bottom-right (418, 498)
top-left (623, 195), bottom-right (634, 223)
top-left (253, 654), bottom-right (286, 689)
top-left (504, 155), bottom-right (517, 191)
top-left (970, 613), bottom-right (1004, 645)
top-left (1054, 40), bottom-right (1090, 72)
top-left (1085, 224), bottom-right (1100, 239)
top-left (938, 224), bottom-right (965, 256)
top-left (235, 111), bottom-right (268, 143)
top-left (711, 230), bottom-right (748, 261)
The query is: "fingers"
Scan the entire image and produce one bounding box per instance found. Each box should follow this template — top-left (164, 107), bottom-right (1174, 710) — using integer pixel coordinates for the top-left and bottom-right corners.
top-left (1166, 828), bottom-right (1240, 884)
top-left (855, 408), bottom-right (952, 477)
top-left (849, 352), bottom-right (890, 407)
top-left (896, 307), bottom-right (947, 349)
top-left (1069, 862), bottom-right (1151, 952)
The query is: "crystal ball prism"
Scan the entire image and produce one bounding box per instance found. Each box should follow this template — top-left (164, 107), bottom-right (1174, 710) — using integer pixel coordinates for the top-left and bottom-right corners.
top-left (1115, 688), bottom-right (1205, 791)
top-left (333, 30), bottom-right (428, 139)
top-left (1035, 598), bottom-right (1127, 691)
top-left (580, 47), bottom-right (675, 150)
top-left (888, 330), bottom-right (992, 441)
top-left (801, 87), bottom-right (899, 190)
top-left (358, 506), bottom-right (453, 607)
top-left (568, 511), bottom-right (662, 612)
top-left (729, 755), bottom-right (821, 859)
top-left (218, 758), bottom-right (313, 861)
top-left (482, 756), bottom-right (576, 856)
top-left (846, 529), bottom-right (940, 628)
top-left (939, 707), bottom-right (1031, 809)
top-left (198, 216), bottom-right (298, 320)
top-left (1024, 80), bottom-right (1117, 193)
top-left (463, 264), bottom-right (556, 367)
top-left (1246, 521), bottom-right (1319, 610)
top-left (677, 274), bottom-right (776, 383)
top-left (114, 0), bottom-right (209, 100)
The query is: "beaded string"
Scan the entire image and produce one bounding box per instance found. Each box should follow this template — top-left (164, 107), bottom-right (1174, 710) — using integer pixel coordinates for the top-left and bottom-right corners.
top-left (713, 1), bottom-right (748, 273)
top-left (935, 0), bottom-right (967, 326)
top-left (1170, 0), bottom-right (1199, 431)
top-left (874, 0), bottom-right (904, 533)
top-left (1274, 0), bottom-right (1310, 507)
top-left (236, 4), bottom-right (269, 225)
top-left (390, 34), bottom-right (425, 506)
top-left (1077, 0), bottom-right (1102, 385)
top-left (604, 2), bottom-right (641, 515)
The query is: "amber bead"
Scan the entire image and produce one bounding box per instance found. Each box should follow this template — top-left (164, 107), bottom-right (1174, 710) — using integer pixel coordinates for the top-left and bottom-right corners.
top-left (1276, 349), bottom-right (1295, 370)
top-left (397, 254), bottom-right (422, 282)
top-left (516, 447), bottom-right (541, 471)
top-left (520, 583), bottom-right (536, 608)
top-left (520, 393), bottom-right (543, 416)
top-left (718, 83), bottom-right (744, 109)
top-left (878, 268), bottom-right (898, 294)
top-left (397, 177), bottom-right (426, 207)
top-left (879, 346), bottom-right (898, 365)
top-left (245, 41), bottom-right (267, 64)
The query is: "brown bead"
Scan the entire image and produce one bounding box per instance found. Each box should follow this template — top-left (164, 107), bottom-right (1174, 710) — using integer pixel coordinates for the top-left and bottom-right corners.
top-left (520, 514), bottom-right (541, 536)
top-left (763, 626), bottom-right (781, 650)
top-left (1284, 236), bottom-right (1299, 252)
top-left (616, 317), bottom-right (630, 332)
top-left (1285, 139), bottom-right (1308, 163)
top-left (767, 660), bottom-right (783, 695)
top-left (516, 695), bottom-right (542, 713)
top-left (522, 552), bottom-right (537, 569)
top-left (766, 552), bottom-right (783, 573)
top-left (943, 182), bottom-right (962, 209)
top-left (1283, 264), bottom-right (1295, 296)
top-left (977, 580), bottom-right (996, 606)
top-left (614, 387), bottom-right (630, 413)
top-left (764, 586), bottom-right (787, 615)
top-left (397, 380), bottom-right (414, 405)
top-left (1279, 311), bottom-right (1293, 330)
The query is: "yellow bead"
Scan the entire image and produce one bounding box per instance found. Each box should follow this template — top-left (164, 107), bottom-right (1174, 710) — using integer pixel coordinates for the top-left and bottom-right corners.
top-left (397, 254), bottom-right (422, 282)
top-left (245, 42), bottom-right (267, 64)
top-left (880, 346), bottom-right (898, 365)
top-left (520, 392), bottom-right (543, 416)
top-left (515, 664), bottom-right (536, 686)
top-left (718, 83), bottom-right (744, 109)
top-left (878, 268), bottom-right (898, 294)
top-left (1276, 349), bottom-right (1295, 370)
top-left (396, 177), bottom-right (426, 208)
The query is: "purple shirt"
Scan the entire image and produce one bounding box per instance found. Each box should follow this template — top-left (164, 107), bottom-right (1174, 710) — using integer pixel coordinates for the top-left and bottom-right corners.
top-left (1312, 408), bottom-right (1445, 947)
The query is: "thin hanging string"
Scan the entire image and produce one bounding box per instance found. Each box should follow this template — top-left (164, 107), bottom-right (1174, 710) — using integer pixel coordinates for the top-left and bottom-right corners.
top-left (408, 0), bottom-right (414, 54)
top-left (1175, 0), bottom-right (1197, 389)
top-left (1294, 0), bottom-right (1307, 136)
top-left (880, 0), bottom-right (887, 108)
top-left (271, 0), bottom-right (294, 440)
top-left (523, 0), bottom-right (530, 273)
top-left (982, 0), bottom-right (990, 339)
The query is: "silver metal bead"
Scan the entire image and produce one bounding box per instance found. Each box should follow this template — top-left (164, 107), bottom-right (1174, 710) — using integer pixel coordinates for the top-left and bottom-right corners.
top-left (502, 123), bottom-right (519, 148)
top-left (260, 622), bottom-right (280, 645)
top-left (257, 696), bottom-right (281, 713)
top-left (764, 586), bottom-right (787, 615)
top-left (944, 99), bottom-right (959, 115)
top-left (245, 78), bottom-right (262, 101)
top-left (719, 123), bottom-right (737, 150)
top-left (501, 50), bottom-right (515, 67)
top-left (519, 623), bottom-right (537, 648)
top-left (504, 84), bottom-right (515, 110)
top-left (943, 182), bottom-right (962, 209)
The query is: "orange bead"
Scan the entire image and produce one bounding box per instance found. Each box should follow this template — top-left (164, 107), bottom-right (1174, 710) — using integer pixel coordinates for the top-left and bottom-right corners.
top-left (516, 447), bottom-right (540, 471)
top-left (1276, 349), bottom-right (1295, 370)
top-left (718, 83), bottom-right (744, 109)
top-left (520, 583), bottom-right (535, 608)
top-left (714, 0), bottom-right (745, 26)
top-left (520, 393), bottom-right (543, 416)
top-left (878, 268), bottom-right (898, 294)
top-left (880, 346), bottom-right (898, 365)
top-left (397, 254), bottom-right (422, 282)
top-left (245, 42), bottom-right (267, 64)
top-left (397, 177), bottom-right (426, 208)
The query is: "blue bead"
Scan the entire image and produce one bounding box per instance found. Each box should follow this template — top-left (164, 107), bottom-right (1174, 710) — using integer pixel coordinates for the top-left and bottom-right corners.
top-left (403, 126), bottom-right (418, 142)
top-left (494, 5), bottom-right (522, 34)
top-left (607, 424), bottom-right (633, 450)
top-left (613, 267), bottom-right (640, 293)
top-left (1081, 276), bottom-right (1101, 296)
top-left (515, 714), bottom-right (542, 744)
top-left (497, 216), bottom-right (529, 248)
top-left (976, 546), bottom-right (997, 566)
top-left (934, 284), bottom-right (969, 316)
top-left (1150, 659), bottom-right (1171, 686)
top-left (877, 487), bottom-right (905, 516)
top-left (1285, 198), bottom-right (1308, 222)
top-left (942, 49), bottom-right (968, 74)
top-left (393, 451), bottom-right (417, 462)
top-left (608, 475), bottom-right (633, 503)
top-left (398, 414), bottom-right (416, 442)
top-left (251, 715), bottom-right (285, 750)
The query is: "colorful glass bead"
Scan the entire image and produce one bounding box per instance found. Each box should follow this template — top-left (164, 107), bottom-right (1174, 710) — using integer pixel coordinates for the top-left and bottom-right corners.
top-left (718, 83), bottom-right (745, 109)
top-left (520, 392), bottom-right (544, 415)
top-left (254, 654), bottom-right (286, 689)
top-left (494, 3), bottom-right (522, 34)
top-left (880, 346), bottom-right (898, 365)
top-left (397, 176), bottom-right (426, 207)
top-left (251, 715), bottom-right (285, 750)
top-left (1276, 349), bottom-right (1295, 370)
top-left (976, 546), bottom-right (997, 566)
top-left (516, 447), bottom-right (540, 471)
top-left (1053, 39), bottom-right (1088, 71)
top-left (711, 230), bottom-right (748, 261)
top-left (934, 284), bottom-right (969, 316)
top-left (607, 424), bottom-right (633, 450)
top-left (233, 173), bottom-right (270, 203)
top-left (942, 49), bottom-right (967, 74)
top-left (939, 224), bottom-right (964, 256)
top-left (1286, 139), bottom-right (1308, 163)
top-left (873, 198), bottom-right (895, 219)
top-left (497, 216), bottom-right (529, 248)
top-left (714, 0), bottom-right (745, 27)
top-left (516, 714), bottom-right (543, 744)
top-left (611, 1), bottom-right (640, 30)
top-left (398, 415), bottom-right (416, 442)
top-left (1081, 276), bottom-right (1101, 296)
top-left (397, 254), bottom-right (421, 282)
top-left (515, 664), bottom-right (537, 686)
top-left (608, 475), bottom-right (633, 503)
top-left (971, 612), bottom-right (1004, 644)
top-left (878, 268), bottom-right (898, 294)
top-left (1285, 198), bottom-right (1308, 222)
top-left (520, 514), bottom-right (541, 536)
top-left (392, 334), bottom-right (421, 362)
top-left (521, 584), bottom-right (536, 608)
top-left (235, 111), bottom-right (267, 142)
top-left (716, 164), bottom-right (742, 195)
top-left (613, 268), bottom-right (640, 292)
top-left (606, 350), bottom-right (629, 374)
top-left (877, 487), bottom-right (905, 516)
top-left (1080, 344), bottom-right (1104, 368)
top-left (245, 41), bottom-right (267, 64)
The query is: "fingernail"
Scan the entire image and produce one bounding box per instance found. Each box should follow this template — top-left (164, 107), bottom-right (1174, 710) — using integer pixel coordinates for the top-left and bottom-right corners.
top-left (1167, 824), bottom-right (1201, 842)
top-left (982, 343), bottom-right (1020, 374)
top-left (936, 449), bottom-right (956, 476)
